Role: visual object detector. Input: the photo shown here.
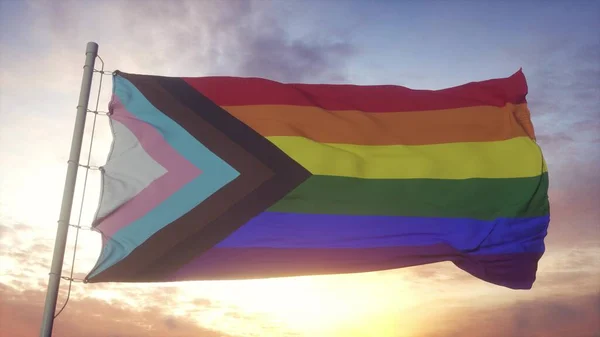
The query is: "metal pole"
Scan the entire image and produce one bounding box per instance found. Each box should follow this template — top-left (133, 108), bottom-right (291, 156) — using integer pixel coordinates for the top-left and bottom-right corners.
top-left (40, 42), bottom-right (98, 337)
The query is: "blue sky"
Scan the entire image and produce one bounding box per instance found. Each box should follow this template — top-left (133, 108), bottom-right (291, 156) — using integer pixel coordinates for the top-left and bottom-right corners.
top-left (0, 1), bottom-right (599, 336)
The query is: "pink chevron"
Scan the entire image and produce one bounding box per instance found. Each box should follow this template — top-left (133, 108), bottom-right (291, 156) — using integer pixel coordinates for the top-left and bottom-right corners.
top-left (96, 95), bottom-right (202, 238)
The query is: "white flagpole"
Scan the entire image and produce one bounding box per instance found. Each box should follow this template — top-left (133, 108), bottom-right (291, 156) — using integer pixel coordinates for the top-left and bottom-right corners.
top-left (40, 41), bottom-right (98, 337)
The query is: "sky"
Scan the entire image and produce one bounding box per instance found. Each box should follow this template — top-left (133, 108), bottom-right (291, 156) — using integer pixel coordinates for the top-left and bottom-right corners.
top-left (0, 0), bottom-right (599, 336)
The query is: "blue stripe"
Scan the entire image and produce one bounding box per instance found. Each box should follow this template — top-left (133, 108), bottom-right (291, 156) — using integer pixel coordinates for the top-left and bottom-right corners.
top-left (90, 76), bottom-right (239, 278)
top-left (216, 212), bottom-right (549, 255)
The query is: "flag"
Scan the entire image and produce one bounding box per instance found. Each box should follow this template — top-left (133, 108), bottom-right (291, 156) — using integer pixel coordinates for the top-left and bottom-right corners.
top-left (85, 69), bottom-right (549, 289)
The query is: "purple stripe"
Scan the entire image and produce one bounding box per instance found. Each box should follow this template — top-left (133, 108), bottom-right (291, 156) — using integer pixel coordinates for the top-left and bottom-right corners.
top-left (170, 246), bottom-right (541, 289)
top-left (216, 212), bottom-right (548, 254)
top-left (96, 96), bottom-right (202, 238)
top-left (455, 251), bottom-right (542, 289)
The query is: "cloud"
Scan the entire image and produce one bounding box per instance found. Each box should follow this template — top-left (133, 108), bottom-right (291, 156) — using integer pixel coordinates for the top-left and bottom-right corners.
top-left (193, 298), bottom-right (213, 306)
top-left (0, 220), bottom-right (103, 292)
top-left (572, 120), bottom-right (600, 133)
top-left (535, 132), bottom-right (574, 150)
top-left (234, 34), bottom-right (356, 82)
top-left (526, 41), bottom-right (600, 128)
top-left (520, 41), bottom-right (599, 170)
top-left (0, 283), bottom-right (231, 337)
top-left (0, 224), bottom-right (14, 239)
top-left (2, 0), bottom-right (356, 95)
top-left (544, 164), bottom-right (600, 243)
top-left (0, 223), bottom-right (34, 241)
top-left (422, 292), bottom-right (600, 337)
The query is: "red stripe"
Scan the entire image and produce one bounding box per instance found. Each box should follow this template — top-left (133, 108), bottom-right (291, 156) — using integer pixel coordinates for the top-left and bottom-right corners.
top-left (183, 69), bottom-right (528, 112)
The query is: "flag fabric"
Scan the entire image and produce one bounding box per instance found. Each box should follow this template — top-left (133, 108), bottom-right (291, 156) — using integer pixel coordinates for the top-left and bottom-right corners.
top-left (85, 69), bottom-right (549, 289)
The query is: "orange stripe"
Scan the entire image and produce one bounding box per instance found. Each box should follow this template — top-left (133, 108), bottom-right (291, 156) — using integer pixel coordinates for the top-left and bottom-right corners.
top-left (224, 103), bottom-right (534, 145)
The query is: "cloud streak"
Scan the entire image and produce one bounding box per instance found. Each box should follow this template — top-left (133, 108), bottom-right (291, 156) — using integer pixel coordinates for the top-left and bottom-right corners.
top-left (422, 293), bottom-right (600, 337)
top-left (526, 41), bottom-right (600, 164)
top-left (0, 283), bottom-right (231, 337)
top-left (2, 0), bottom-right (357, 92)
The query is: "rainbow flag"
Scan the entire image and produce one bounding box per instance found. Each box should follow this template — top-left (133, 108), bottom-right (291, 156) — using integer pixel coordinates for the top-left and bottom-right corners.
top-left (86, 69), bottom-right (549, 289)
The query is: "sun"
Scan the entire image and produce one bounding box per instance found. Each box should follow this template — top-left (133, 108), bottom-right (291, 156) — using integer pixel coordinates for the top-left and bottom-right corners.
top-left (180, 271), bottom-right (426, 337)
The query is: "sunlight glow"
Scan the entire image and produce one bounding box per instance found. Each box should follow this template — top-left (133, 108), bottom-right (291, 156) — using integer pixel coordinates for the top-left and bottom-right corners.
top-left (175, 273), bottom-right (426, 337)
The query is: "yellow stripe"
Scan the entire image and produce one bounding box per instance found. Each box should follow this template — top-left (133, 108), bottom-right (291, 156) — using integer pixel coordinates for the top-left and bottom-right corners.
top-left (267, 136), bottom-right (547, 179)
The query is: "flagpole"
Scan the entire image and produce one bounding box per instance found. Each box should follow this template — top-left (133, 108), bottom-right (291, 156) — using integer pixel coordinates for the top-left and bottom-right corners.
top-left (40, 42), bottom-right (98, 337)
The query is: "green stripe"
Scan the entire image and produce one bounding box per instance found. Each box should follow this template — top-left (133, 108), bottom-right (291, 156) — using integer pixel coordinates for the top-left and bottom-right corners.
top-left (269, 173), bottom-right (549, 220)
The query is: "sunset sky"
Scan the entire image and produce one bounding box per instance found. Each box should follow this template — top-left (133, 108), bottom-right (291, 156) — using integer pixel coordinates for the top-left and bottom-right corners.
top-left (0, 0), bottom-right (599, 336)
